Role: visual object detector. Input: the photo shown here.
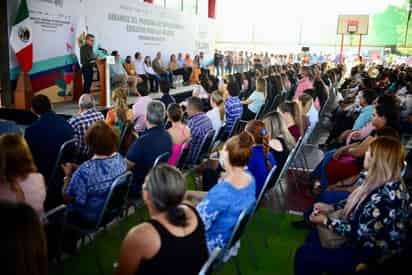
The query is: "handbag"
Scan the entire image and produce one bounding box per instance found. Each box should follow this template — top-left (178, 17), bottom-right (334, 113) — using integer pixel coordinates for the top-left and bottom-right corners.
top-left (317, 209), bottom-right (347, 249)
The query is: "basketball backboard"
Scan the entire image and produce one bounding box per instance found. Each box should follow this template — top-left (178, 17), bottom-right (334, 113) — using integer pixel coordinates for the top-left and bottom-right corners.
top-left (337, 15), bottom-right (369, 35)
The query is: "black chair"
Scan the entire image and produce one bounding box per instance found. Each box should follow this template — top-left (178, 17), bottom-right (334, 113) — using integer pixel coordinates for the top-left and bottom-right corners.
top-left (75, 171), bottom-right (133, 275)
top-left (153, 152), bottom-right (171, 168)
top-left (229, 119), bottom-right (248, 138)
top-left (184, 129), bottom-right (215, 168)
top-left (118, 122), bottom-right (137, 156)
top-left (176, 138), bottom-right (192, 169)
top-left (46, 139), bottom-right (78, 210)
top-left (254, 104), bottom-right (266, 120)
top-left (42, 204), bottom-right (67, 264)
top-left (198, 247), bottom-right (222, 275)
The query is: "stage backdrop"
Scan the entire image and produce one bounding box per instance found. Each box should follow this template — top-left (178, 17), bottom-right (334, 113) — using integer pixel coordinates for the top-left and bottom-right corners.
top-left (8, 0), bottom-right (216, 103)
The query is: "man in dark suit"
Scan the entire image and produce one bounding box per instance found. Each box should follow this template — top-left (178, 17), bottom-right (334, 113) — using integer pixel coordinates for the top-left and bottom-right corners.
top-left (80, 34), bottom-right (96, 93)
top-left (25, 95), bottom-right (74, 183)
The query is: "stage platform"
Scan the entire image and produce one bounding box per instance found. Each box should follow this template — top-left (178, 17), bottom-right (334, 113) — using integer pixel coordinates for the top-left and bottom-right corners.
top-left (0, 85), bottom-right (195, 126)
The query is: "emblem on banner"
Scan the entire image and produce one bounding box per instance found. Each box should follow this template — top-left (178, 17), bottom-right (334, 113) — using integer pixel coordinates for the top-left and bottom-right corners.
top-left (18, 26), bottom-right (31, 43)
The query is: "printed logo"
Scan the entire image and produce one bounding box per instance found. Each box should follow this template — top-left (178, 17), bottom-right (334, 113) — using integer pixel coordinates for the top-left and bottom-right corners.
top-left (18, 26), bottom-right (31, 43)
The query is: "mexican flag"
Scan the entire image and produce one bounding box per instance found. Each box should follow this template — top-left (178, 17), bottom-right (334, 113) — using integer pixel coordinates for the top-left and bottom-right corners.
top-left (10, 0), bottom-right (33, 73)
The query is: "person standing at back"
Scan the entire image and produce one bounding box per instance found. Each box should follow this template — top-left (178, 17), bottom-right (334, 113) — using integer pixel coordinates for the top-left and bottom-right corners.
top-left (80, 34), bottom-right (96, 94)
top-left (25, 95), bottom-right (74, 183)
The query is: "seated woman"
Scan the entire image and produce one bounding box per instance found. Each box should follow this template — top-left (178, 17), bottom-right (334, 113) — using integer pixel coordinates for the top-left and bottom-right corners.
top-left (0, 201), bottom-right (48, 275)
top-left (263, 111), bottom-right (295, 177)
top-left (115, 164), bottom-right (208, 275)
top-left (245, 120), bottom-right (277, 197)
top-left (241, 78), bottom-right (266, 120)
top-left (195, 132), bottom-right (256, 254)
top-left (206, 91), bottom-right (225, 137)
top-left (311, 104), bottom-right (401, 189)
top-left (63, 121), bottom-right (127, 226)
top-left (166, 104), bottom-right (191, 166)
top-left (0, 134), bottom-right (46, 216)
top-left (295, 137), bottom-right (410, 275)
top-left (278, 101), bottom-right (305, 142)
top-left (106, 88), bottom-right (134, 134)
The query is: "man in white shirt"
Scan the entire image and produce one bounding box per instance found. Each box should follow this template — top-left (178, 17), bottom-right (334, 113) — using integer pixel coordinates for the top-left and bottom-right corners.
top-left (134, 52), bottom-right (147, 82)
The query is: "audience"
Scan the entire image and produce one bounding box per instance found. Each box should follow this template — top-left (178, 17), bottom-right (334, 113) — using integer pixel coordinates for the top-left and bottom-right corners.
top-left (116, 165), bottom-right (208, 275)
top-left (0, 134), bottom-right (46, 215)
top-left (295, 137), bottom-right (410, 275)
top-left (186, 97), bottom-right (213, 164)
top-left (0, 201), bottom-right (48, 275)
top-left (68, 94), bottom-right (104, 158)
top-left (206, 90), bottom-right (225, 136)
top-left (25, 94), bottom-right (74, 182)
top-left (242, 78), bottom-right (266, 120)
top-left (278, 101), bottom-right (305, 141)
top-left (224, 81), bottom-right (243, 135)
top-left (166, 104), bottom-right (191, 166)
top-left (196, 132), bottom-right (256, 254)
top-left (126, 101), bottom-right (172, 194)
top-left (244, 120), bottom-right (277, 197)
top-left (132, 83), bottom-right (152, 134)
top-left (311, 105), bottom-right (401, 189)
top-left (159, 80), bottom-right (176, 109)
top-left (105, 87), bottom-right (133, 133)
top-left (63, 121), bottom-right (126, 226)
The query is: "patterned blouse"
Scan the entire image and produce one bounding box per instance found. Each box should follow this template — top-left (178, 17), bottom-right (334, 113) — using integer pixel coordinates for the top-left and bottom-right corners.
top-left (65, 153), bottom-right (127, 223)
top-left (326, 180), bottom-right (410, 257)
top-left (196, 175), bottom-right (256, 253)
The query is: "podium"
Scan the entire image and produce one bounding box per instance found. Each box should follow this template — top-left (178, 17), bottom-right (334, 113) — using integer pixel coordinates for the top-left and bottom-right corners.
top-left (14, 72), bottom-right (32, 110)
top-left (96, 56), bottom-right (115, 107)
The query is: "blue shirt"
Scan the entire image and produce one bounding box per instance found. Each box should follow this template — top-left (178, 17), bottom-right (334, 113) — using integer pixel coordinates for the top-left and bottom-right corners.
top-left (65, 153), bottom-right (127, 223)
top-left (187, 112), bottom-right (213, 164)
top-left (196, 176), bottom-right (256, 253)
top-left (353, 105), bottom-right (374, 130)
top-left (247, 91), bottom-right (265, 114)
top-left (0, 119), bottom-right (21, 135)
top-left (126, 126), bottom-right (173, 193)
top-left (247, 146), bottom-right (276, 198)
top-left (25, 112), bottom-right (74, 182)
top-left (224, 96), bottom-right (243, 134)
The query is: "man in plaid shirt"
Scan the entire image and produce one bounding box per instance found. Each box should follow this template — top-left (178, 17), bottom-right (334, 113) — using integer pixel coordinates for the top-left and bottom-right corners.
top-left (187, 97), bottom-right (213, 164)
top-left (69, 94), bottom-right (104, 157)
top-left (224, 81), bottom-right (243, 135)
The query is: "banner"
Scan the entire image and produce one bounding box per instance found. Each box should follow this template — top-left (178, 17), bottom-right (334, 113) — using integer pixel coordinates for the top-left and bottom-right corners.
top-left (8, 0), bottom-right (216, 103)
top-left (85, 0), bottom-right (215, 62)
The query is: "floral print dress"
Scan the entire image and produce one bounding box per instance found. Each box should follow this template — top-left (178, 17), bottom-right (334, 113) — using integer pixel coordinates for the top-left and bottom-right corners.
top-left (325, 180), bottom-right (411, 257)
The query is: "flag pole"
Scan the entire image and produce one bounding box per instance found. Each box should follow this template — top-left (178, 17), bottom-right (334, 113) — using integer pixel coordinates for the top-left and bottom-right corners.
top-left (0, 0), bottom-right (12, 107)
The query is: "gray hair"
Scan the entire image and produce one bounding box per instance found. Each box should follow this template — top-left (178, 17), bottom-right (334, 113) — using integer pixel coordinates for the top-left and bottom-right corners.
top-left (78, 94), bottom-right (95, 110)
top-left (146, 100), bottom-right (165, 126)
top-left (146, 164), bottom-right (187, 226)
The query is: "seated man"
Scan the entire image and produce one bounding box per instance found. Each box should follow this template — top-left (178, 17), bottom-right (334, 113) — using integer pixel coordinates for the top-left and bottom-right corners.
top-left (68, 94), bottom-right (104, 158)
top-left (25, 95), bottom-right (74, 182)
top-left (186, 97), bottom-right (213, 164)
top-left (152, 51), bottom-right (174, 88)
top-left (126, 101), bottom-right (172, 194)
top-left (110, 50), bottom-right (138, 95)
top-left (159, 80), bottom-right (176, 110)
